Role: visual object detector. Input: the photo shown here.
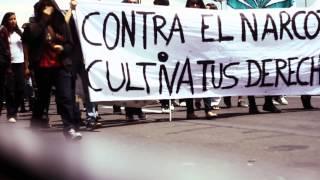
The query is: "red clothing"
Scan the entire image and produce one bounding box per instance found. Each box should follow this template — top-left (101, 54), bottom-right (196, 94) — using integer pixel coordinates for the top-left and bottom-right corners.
top-left (39, 48), bottom-right (61, 68)
top-left (39, 26), bottom-right (63, 68)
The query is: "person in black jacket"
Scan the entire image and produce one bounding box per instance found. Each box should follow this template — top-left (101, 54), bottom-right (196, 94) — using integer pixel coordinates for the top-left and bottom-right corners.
top-left (184, 0), bottom-right (217, 120)
top-left (64, 0), bottom-right (102, 130)
top-left (0, 25), bottom-right (10, 117)
top-left (23, 0), bottom-right (82, 140)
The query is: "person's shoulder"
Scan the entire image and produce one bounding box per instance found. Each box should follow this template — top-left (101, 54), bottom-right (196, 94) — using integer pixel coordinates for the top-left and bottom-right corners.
top-left (0, 25), bottom-right (8, 36)
top-left (0, 25), bottom-right (6, 32)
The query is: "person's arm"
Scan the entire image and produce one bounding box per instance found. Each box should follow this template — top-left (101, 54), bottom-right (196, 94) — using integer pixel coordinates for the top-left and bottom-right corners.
top-left (23, 43), bottom-right (30, 78)
top-left (65, 0), bottom-right (77, 24)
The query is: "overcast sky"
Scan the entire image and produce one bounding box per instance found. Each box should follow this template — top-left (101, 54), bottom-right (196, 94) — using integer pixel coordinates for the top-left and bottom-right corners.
top-left (0, 0), bottom-right (317, 26)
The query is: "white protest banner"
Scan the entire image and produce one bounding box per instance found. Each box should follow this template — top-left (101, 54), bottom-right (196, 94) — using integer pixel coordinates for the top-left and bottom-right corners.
top-left (75, 1), bottom-right (320, 102)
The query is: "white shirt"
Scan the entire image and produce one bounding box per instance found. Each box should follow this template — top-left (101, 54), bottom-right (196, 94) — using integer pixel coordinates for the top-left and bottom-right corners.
top-left (9, 31), bottom-right (24, 64)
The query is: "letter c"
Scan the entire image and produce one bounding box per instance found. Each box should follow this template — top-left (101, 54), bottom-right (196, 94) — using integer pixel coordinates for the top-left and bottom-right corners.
top-left (82, 12), bottom-right (102, 46)
top-left (292, 11), bottom-right (306, 40)
top-left (86, 60), bottom-right (103, 91)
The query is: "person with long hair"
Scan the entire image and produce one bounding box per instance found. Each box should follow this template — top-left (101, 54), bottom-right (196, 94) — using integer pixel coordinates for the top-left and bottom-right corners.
top-left (22, 0), bottom-right (82, 140)
top-left (0, 12), bottom-right (26, 123)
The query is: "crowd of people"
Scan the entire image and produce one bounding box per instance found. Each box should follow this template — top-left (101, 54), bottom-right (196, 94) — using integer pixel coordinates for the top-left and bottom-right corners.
top-left (0, 0), bottom-right (316, 141)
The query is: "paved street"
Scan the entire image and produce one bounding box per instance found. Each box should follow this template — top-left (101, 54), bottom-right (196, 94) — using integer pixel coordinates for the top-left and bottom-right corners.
top-left (0, 96), bottom-right (320, 180)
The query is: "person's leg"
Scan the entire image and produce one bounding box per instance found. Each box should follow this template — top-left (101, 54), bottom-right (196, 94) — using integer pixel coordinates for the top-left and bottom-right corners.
top-left (203, 98), bottom-right (211, 113)
top-left (78, 62), bottom-right (100, 129)
top-left (237, 96), bottom-right (248, 108)
top-left (263, 96), bottom-right (281, 113)
top-left (186, 98), bottom-right (197, 119)
top-left (19, 78), bottom-right (27, 113)
top-left (25, 78), bottom-right (34, 111)
top-left (0, 65), bottom-right (5, 116)
top-left (179, 99), bottom-right (186, 107)
top-left (113, 105), bottom-right (122, 114)
top-left (195, 98), bottom-right (201, 110)
top-left (134, 107), bottom-right (145, 120)
top-left (71, 76), bottom-right (82, 130)
top-left (55, 68), bottom-right (82, 140)
top-left (13, 63), bottom-right (26, 114)
top-left (125, 107), bottom-right (135, 120)
top-left (160, 99), bottom-right (170, 113)
top-left (223, 96), bottom-right (231, 108)
top-left (274, 95), bottom-right (288, 105)
top-left (5, 69), bottom-right (17, 122)
top-left (203, 97), bottom-right (217, 118)
top-left (211, 97), bottom-right (221, 110)
top-left (248, 96), bottom-right (259, 114)
top-left (32, 68), bottom-right (53, 128)
top-left (186, 99), bottom-right (194, 114)
top-left (19, 97), bottom-right (27, 112)
top-left (55, 68), bottom-right (76, 129)
top-left (301, 95), bottom-right (313, 109)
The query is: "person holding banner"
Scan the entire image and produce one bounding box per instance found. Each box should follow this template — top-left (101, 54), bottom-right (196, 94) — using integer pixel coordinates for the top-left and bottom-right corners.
top-left (226, 0), bottom-right (288, 114)
top-left (64, 0), bottom-right (102, 130)
top-left (185, 0), bottom-right (218, 119)
top-left (153, 0), bottom-right (174, 113)
top-left (22, 0), bottom-right (82, 140)
top-left (0, 12), bottom-right (26, 123)
top-left (122, 0), bottom-right (147, 121)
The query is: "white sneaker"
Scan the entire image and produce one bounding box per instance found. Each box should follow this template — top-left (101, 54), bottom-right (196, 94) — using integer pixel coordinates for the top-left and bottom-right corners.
top-left (211, 97), bottom-right (221, 106)
top-left (172, 100), bottom-right (179, 106)
top-left (179, 102), bottom-right (186, 107)
top-left (162, 104), bottom-right (175, 113)
top-left (170, 104), bottom-right (175, 110)
top-left (8, 117), bottom-right (16, 123)
top-left (66, 128), bottom-right (82, 141)
top-left (161, 107), bottom-right (170, 113)
top-left (278, 96), bottom-right (288, 105)
top-left (272, 99), bottom-right (280, 105)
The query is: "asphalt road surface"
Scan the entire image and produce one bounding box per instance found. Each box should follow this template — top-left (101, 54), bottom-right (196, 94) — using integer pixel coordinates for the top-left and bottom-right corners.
top-left (0, 96), bottom-right (319, 180)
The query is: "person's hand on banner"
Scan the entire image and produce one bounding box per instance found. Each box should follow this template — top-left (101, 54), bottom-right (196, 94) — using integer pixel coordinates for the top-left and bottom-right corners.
top-left (65, 0), bottom-right (77, 24)
top-left (70, 0), bottom-right (77, 10)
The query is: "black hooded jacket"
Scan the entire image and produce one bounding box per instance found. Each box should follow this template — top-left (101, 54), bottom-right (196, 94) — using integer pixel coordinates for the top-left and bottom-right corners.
top-left (22, 0), bottom-right (73, 69)
top-left (0, 25), bottom-right (10, 67)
